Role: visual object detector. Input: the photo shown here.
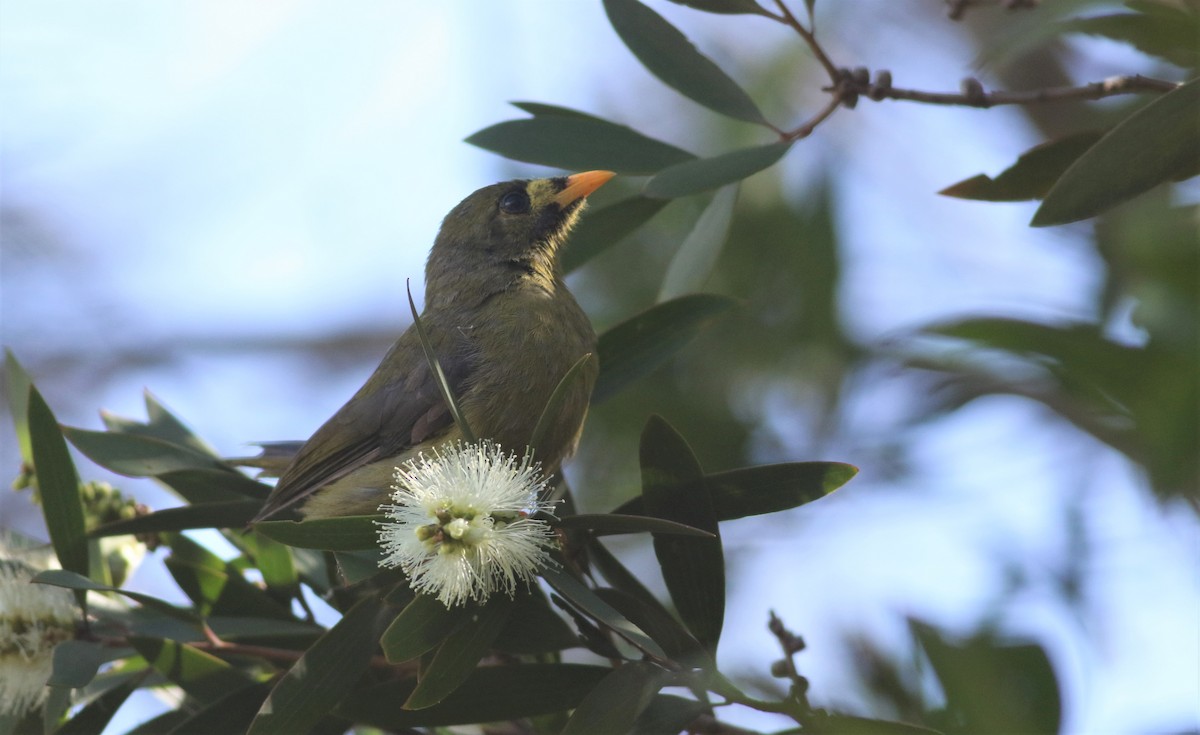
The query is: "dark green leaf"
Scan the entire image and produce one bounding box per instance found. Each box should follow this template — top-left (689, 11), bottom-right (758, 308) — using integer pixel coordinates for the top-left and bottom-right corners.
top-left (165, 535), bottom-right (294, 619)
top-left (33, 569), bottom-right (200, 623)
top-left (100, 390), bottom-right (218, 458)
top-left (63, 425), bottom-right (228, 476)
top-left (595, 294), bottom-right (737, 402)
top-left (129, 637), bottom-right (255, 703)
top-left (555, 513), bottom-right (715, 538)
top-left (164, 682), bottom-right (271, 735)
top-left (404, 595), bottom-right (515, 709)
top-left (633, 694), bottom-right (708, 734)
top-left (645, 141), bottom-right (791, 198)
top-left (561, 661), bottom-right (668, 735)
top-left (1062, 9), bottom-right (1200, 68)
top-left (541, 565), bottom-right (667, 660)
top-left (466, 117), bottom-right (694, 175)
top-left (332, 549), bottom-right (387, 584)
top-left (90, 501), bottom-right (261, 538)
top-left (659, 185), bottom-right (738, 301)
top-left (563, 196), bottom-right (671, 274)
top-left (531, 352), bottom-right (598, 456)
top-left (255, 515), bottom-right (382, 551)
top-left (1034, 78), bottom-right (1200, 226)
top-left (617, 462), bottom-right (857, 520)
top-left (47, 641), bottom-right (113, 689)
top-left (605, 0), bottom-right (768, 124)
top-left (55, 675), bottom-right (139, 735)
top-left (940, 131), bottom-right (1103, 201)
top-left (587, 538), bottom-right (664, 612)
top-left (158, 469), bottom-right (271, 503)
top-left (667, 0), bottom-right (773, 15)
top-left (27, 387), bottom-right (89, 603)
top-left (639, 416), bottom-right (724, 655)
top-left (494, 588), bottom-right (580, 654)
top-left (247, 597), bottom-right (387, 735)
top-left (380, 594), bottom-right (469, 663)
top-left (594, 587), bottom-right (705, 662)
top-left (336, 664), bottom-right (609, 728)
top-left (509, 101), bottom-right (609, 121)
top-left (407, 280), bottom-right (475, 443)
top-left (808, 713), bottom-right (946, 734)
top-left (4, 349), bottom-right (33, 466)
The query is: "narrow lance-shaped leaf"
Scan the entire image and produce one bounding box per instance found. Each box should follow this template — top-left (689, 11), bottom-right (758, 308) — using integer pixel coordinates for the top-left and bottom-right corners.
top-left (509, 100), bottom-right (609, 121)
top-left (90, 500), bottom-right (263, 538)
top-left (563, 196), bottom-right (671, 274)
top-left (667, 0), bottom-right (774, 16)
top-left (62, 426), bottom-right (229, 477)
top-left (639, 416), bottom-right (724, 655)
top-left (529, 353), bottom-right (597, 458)
top-left (1061, 8), bottom-right (1200, 69)
top-left (1034, 78), bottom-right (1199, 226)
top-left (380, 594), bottom-right (470, 664)
top-left (27, 386), bottom-right (89, 611)
top-left (33, 569), bottom-right (200, 623)
top-left (404, 595), bottom-right (516, 709)
top-left (940, 131), bottom-right (1104, 202)
top-left (554, 513), bottom-right (716, 538)
top-left (255, 515), bottom-right (382, 551)
top-left (644, 141), bottom-right (791, 198)
top-left (467, 116), bottom-right (694, 175)
top-left (129, 637), bottom-right (255, 703)
top-left (605, 0), bottom-right (769, 125)
top-left (541, 564), bottom-right (668, 661)
top-left (560, 661), bottom-right (668, 735)
top-left (659, 184), bottom-right (738, 302)
top-left (5, 349), bottom-right (34, 466)
top-left (407, 280), bottom-right (476, 443)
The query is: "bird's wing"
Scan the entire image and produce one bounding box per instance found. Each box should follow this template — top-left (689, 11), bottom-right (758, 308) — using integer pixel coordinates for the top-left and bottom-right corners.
top-left (252, 327), bottom-right (475, 521)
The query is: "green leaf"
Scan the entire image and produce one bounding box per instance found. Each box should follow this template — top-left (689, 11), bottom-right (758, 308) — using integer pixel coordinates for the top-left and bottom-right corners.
top-left (509, 101), bottom-right (610, 121)
top-left (100, 390), bottom-right (218, 458)
top-left (494, 589), bottom-right (581, 654)
top-left (554, 513), bottom-right (716, 538)
top-left (90, 501), bottom-right (262, 538)
top-left (62, 425), bottom-right (228, 476)
top-left (940, 131), bottom-right (1104, 201)
top-left (563, 196), bottom-right (672, 274)
top-left (55, 675), bottom-right (139, 735)
top-left (247, 597), bottom-right (387, 735)
top-left (160, 682), bottom-right (271, 735)
top-left (659, 185), bottom-right (738, 301)
top-left (380, 594), bottom-right (470, 663)
top-left (1062, 8), bottom-right (1200, 69)
top-left (407, 280), bottom-right (476, 443)
top-left (165, 535), bottom-right (294, 620)
top-left (541, 565), bottom-right (668, 660)
top-left (639, 416), bottom-right (724, 655)
top-left (27, 387), bottom-right (89, 597)
top-left (404, 595), bottom-right (516, 709)
top-left (159, 468), bottom-right (271, 504)
top-left (595, 294), bottom-right (737, 402)
top-left (239, 532), bottom-right (297, 590)
top-left (1034, 78), bottom-right (1200, 226)
top-left (616, 462), bottom-right (857, 520)
top-left (4, 349), bottom-right (34, 466)
top-left (633, 694), bottom-right (708, 734)
top-left (255, 515), bottom-right (382, 551)
top-left (605, 0), bottom-right (768, 125)
top-left (336, 664), bottom-right (610, 728)
top-left (530, 352), bottom-right (598, 456)
top-left (594, 587), bottom-right (705, 662)
top-left (561, 661), bottom-right (668, 735)
top-left (33, 569), bottom-right (200, 623)
top-left (466, 117), bottom-right (695, 175)
top-left (129, 637), bottom-right (255, 702)
top-left (644, 141), bottom-right (791, 198)
top-left (47, 640), bottom-right (113, 688)
top-left (666, 0), bottom-right (773, 16)
top-left (807, 714), bottom-right (946, 734)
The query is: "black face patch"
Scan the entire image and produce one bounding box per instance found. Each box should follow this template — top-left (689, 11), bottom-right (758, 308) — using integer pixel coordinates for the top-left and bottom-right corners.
top-left (498, 188), bottom-right (531, 215)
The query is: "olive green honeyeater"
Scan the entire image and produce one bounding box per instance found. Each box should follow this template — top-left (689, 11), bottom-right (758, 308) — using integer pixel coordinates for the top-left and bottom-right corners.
top-left (252, 170), bottom-right (614, 521)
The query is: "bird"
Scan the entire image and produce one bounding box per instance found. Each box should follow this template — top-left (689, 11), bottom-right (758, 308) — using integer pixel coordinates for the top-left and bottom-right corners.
top-left (251, 170), bottom-right (613, 521)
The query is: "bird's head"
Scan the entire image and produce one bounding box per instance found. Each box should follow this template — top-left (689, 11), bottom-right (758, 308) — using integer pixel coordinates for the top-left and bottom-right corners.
top-left (426, 171), bottom-right (614, 305)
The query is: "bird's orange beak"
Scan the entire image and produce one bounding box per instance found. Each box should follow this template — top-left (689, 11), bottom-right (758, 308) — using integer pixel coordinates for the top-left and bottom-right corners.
top-left (554, 170), bottom-right (616, 207)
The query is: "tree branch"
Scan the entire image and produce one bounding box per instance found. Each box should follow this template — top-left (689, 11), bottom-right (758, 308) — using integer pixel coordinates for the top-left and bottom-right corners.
top-left (847, 73), bottom-right (1182, 108)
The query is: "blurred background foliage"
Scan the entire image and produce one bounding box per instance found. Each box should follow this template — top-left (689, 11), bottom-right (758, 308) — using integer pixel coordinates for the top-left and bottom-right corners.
top-left (2, 0), bottom-right (1198, 733)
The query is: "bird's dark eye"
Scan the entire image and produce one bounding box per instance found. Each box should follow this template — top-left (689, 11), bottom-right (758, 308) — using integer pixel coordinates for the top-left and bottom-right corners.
top-left (499, 190), bottom-right (531, 215)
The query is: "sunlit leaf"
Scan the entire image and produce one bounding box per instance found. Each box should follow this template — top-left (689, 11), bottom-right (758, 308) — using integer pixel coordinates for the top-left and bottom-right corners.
top-left (563, 196), bottom-right (672, 274)
top-left (4, 349), bottom-right (34, 466)
top-left (659, 185), bottom-right (738, 301)
top-left (1034, 78), bottom-right (1199, 226)
top-left (940, 131), bottom-right (1103, 201)
top-left (605, 0), bottom-right (768, 125)
top-left (644, 141), bottom-right (791, 198)
top-left (404, 596), bottom-right (515, 709)
top-left (129, 637), bottom-right (256, 702)
top-left (467, 117), bottom-right (694, 175)
top-left (639, 416), bottom-right (724, 655)
top-left (247, 597), bottom-right (387, 735)
top-left (240, 532), bottom-right (297, 590)
top-left (255, 515), bottom-right (382, 551)
top-left (595, 294), bottom-right (738, 402)
top-left (561, 661), bottom-right (668, 735)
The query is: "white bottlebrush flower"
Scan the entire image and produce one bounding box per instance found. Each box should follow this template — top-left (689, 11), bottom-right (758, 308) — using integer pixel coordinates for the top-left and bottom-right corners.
top-left (0, 552), bottom-right (77, 718)
top-left (378, 441), bottom-right (557, 608)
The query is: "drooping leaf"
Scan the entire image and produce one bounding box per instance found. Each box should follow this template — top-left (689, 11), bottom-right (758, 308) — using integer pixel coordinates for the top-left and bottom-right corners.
top-left (408, 281), bottom-right (476, 443)
top-left (541, 565), bottom-right (668, 661)
top-left (90, 501), bottom-right (262, 538)
top-left (403, 596), bottom-right (516, 709)
top-left (605, 0), bottom-right (768, 125)
top-left (639, 416), bottom-right (724, 655)
top-left (644, 141), bottom-right (791, 198)
top-left (4, 349), bottom-right (34, 466)
top-left (336, 664), bottom-right (610, 728)
top-left (615, 462), bottom-right (857, 520)
top-left (666, 0), bottom-right (773, 16)
top-left (27, 387), bottom-right (89, 602)
top-left (247, 597), bottom-right (387, 735)
top-left (659, 185), bottom-right (738, 301)
top-left (1034, 78), bottom-right (1200, 226)
top-left (1062, 6), bottom-right (1200, 69)
top-left (530, 352), bottom-right (598, 456)
top-left (33, 569), bottom-right (200, 623)
top-left (467, 116), bottom-right (694, 175)
top-left (62, 425), bottom-right (229, 477)
top-left (255, 515), bottom-right (382, 551)
top-left (560, 661), bottom-right (668, 735)
top-left (380, 594), bottom-right (469, 664)
top-left (563, 196), bottom-right (672, 274)
top-left (554, 513), bottom-right (715, 538)
top-left (595, 294), bottom-right (738, 402)
top-left (129, 637), bottom-right (256, 703)
top-left (940, 131), bottom-right (1103, 201)
top-left (594, 587), bottom-right (706, 662)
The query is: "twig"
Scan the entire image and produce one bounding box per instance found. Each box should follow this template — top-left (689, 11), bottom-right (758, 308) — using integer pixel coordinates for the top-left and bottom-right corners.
top-left (845, 73), bottom-right (1181, 109)
top-left (772, 0), bottom-right (839, 83)
top-left (767, 610), bottom-right (812, 712)
top-left (782, 95), bottom-right (842, 141)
